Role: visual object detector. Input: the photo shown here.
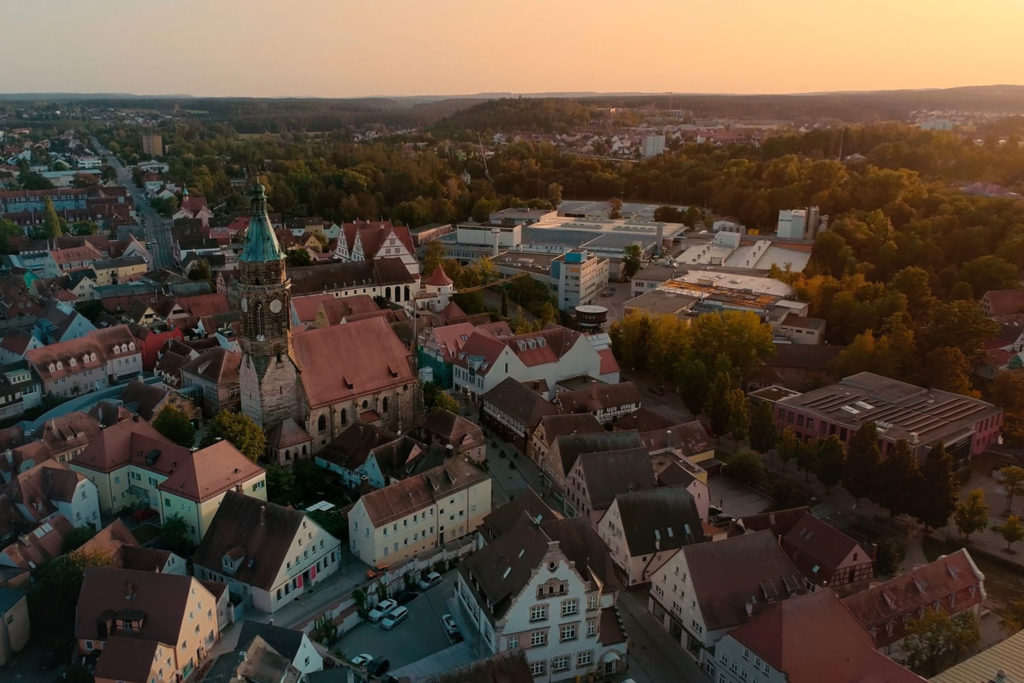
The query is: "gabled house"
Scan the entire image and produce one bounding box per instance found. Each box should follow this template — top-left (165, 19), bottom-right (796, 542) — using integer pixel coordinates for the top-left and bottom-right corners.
top-left (25, 324), bottom-right (142, 398)
top-left (422, 407), bottom-right (486, 463)
top-left (648, 530), bottom-right (808, 669)
top-left (455, 513), bottom-right (627, 680)
top-left (5, 460), bottom-right (101, 531)
top-left (555, 381), bottom-right (642, 424)
top-left (180, 347), bottom-right (241, 416)
top-left (715, 590), bottom-right (923, 683)
top-left (347, 458), bottom-right (491, 567)
top-left (75, 518), bottom-right (185, 575)
top-left (75, 568), bottom-right (221, 682)
top-left (0, 514), bottom-right (72, 583)
top-left (204, 636), bottom-right (301, 683)
top-left (70, 420), bottom-right (266, 543)
top-left (598, 487), bottom-right (706, 587)
top-left (563, 447), bottom-right (655, 522)
top-left (842, 548), bottom-right (985, 656)
top-left (527, 413), bottom-right (604, 467)
top-left (235, 620), bottom-right (324, 674)
top-left (192, 491), bottom-right (341, 614)
top-left (778, 512), bottom-right (875, 589)
top-left (541, 430), bottom-right (643, 502)
top-left (333, 220), bottom-right (419, 276)
top-left (480, 377), bottom-right (560, 450)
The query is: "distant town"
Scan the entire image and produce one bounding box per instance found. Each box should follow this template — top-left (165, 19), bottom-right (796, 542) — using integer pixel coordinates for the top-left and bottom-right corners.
top-left (0, 89), bottom-right (1021, 683)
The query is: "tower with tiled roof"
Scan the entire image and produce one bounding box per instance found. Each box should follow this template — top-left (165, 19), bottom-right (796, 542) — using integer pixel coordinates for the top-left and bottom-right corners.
top-left (238, 183), bottom-right (300, 434)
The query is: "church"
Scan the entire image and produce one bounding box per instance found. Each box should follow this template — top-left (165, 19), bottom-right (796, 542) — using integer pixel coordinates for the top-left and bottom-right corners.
top-left (237, 183), bottom-right (416, 464)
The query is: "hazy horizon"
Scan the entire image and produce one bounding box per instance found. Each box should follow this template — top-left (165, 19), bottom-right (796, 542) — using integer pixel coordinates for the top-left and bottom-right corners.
top-left (5, 0), bottom-right (1023, 99)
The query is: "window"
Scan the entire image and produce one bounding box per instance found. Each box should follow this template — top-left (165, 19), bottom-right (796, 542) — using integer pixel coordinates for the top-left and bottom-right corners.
top-left (552, 655), bottom-right (569, 673)
top-left (586, 619), bottom-right (597, 637)
top-left (560, 623), bottom-right (577, 641)
top-left (530, 661), bottom-right (545, 677)
top-left (561, 599), bottom-right (578, 616)
top-left (530, 605), bottom-right (548, 622)
top-left (587, 595), bottom-right (598, 610)
top-left (530, 630), bottom-right (546, 647)
top-left (318, 415), bottom-right (327, 432)
top-left (507, 635), bottom-right (518, 650)
top-left (577, 651), bottom-right (592, 667)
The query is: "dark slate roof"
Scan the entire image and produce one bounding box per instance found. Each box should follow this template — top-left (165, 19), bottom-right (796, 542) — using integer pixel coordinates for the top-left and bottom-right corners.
top-left (577, 447), bottom-right (656, 511)
top-left (481, 489), bottom-right (559, 541)
top-left (614, 487), bottom-right (704, 556)
top-left (236, 620), bottom-right (305, 661)
top-left (553, 430), bottom-right (643, 477)
top-left (482, 377), bottom-right (560, 430)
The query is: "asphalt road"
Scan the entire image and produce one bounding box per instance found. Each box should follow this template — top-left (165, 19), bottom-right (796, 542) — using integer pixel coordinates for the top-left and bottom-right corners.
top-left (335, 573), bottom-right (460, 672)
top-left (91, 136), bottom-right (175, 270)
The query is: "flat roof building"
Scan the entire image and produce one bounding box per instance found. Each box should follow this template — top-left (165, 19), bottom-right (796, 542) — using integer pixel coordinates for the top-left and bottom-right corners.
top-left (750, 372), bottom-right (1003, 467)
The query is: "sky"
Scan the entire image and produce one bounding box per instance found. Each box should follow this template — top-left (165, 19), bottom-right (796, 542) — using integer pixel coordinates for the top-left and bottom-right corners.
top-left (3, 0), bottom-right (1023, 98)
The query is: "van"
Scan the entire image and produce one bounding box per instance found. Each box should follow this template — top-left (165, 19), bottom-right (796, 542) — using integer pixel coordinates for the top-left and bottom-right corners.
top-left (380, 606), bottom-right (409, 630)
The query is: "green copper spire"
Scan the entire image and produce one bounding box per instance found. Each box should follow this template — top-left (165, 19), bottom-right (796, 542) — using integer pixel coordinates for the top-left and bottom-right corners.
top-left (239, 182), bottom-right (284, 263)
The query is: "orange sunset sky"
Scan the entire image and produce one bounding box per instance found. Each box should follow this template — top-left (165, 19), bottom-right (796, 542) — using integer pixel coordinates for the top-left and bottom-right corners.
top-left (4, 0), bottom-right (1022, 97)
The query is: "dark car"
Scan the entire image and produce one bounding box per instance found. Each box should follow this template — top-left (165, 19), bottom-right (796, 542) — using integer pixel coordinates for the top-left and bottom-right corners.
top-left (649, 385), bottom-right (666, 396)
top-left (395, 589), bottom-right (420, 605)
top-left (368, 657), bottom-right (390, 676)
top-left (132, 507), bottom-right (158, 523)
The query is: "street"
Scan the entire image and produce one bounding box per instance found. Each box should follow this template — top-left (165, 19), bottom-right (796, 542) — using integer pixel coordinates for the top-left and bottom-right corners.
top-left (91, 136), bottom-right (176, 270)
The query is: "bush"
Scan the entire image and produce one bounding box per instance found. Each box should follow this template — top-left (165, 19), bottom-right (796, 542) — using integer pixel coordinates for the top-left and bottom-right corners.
top-left (875, 536), bottom-right (906, 576)
top-left (769, 475), bottom-right (814, 509)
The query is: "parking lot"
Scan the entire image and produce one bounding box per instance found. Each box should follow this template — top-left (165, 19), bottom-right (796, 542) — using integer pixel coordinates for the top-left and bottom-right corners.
top-left (336, 572), bottom-right (461, 672)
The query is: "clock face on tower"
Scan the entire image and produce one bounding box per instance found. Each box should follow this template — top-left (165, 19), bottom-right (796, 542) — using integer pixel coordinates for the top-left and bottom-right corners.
top-left (269, 299), bottom-right (282, 313)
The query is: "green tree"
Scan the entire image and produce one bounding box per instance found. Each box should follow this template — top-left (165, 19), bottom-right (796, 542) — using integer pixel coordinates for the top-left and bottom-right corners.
top-left (795, 437), bottom-right (820, 483)
top-left (622, 243), bottom-right (642, 279)
top-left (999, 466), bottom-right (1024, 515)
top-left (28, 550), bottom-right (111, 640)
top-left (266, 465), bottom-right (297, 505)
top-left (903, 610), bottom-right (979, 677)
top-left (815, 435), bottom-right (846, 492)
top-left (777, 427), bottom-right (800, 467)
top-left (202, 410), bottom-right (266, 461)
top-left (500, 288), bottom-right (509, 317)
top-left (726, 388), bottom-right (748, 442)
top-left (999, 599), bottom-right (1024, 634)
top-left (706, 372), bottom-right (732, 437)
top-left (844, 422), bottom-right (881, 502)
top-left (748, 400), bottom-right (777, 454)
top-left (915, 443), bottom-right (958, 530)
top-left (71, 220), bottom-right (98, 236)
top-left (653, 205), bottom-right (684, 222)
top-left (547, 182), bottom-right (563, 208)
top-left (188, 257), bottom-right (212, 283)
top-left (435, 390), bottom-right (460, 413)
top-left (608, 197), bottom-right (623, 219)
top-left (423, 240), bottom-right (447, 276)
top-left (725, 450), bottom-right (765, 486)
top-left (954, 488), bottom-right (989, 542)
top-left (160, 515), bottom-right (196, 557)
top-left (286, 248), bottom-right (313, 267)
top-left (876, 440), bottom-right (920, 517)
top-left (995, 515), bottom-right (1024, 552)
top-left (43, 197), bottom-right (63, 238)
top-left (153, 405), bottom-right (196, 448)
top-left (688, 311), bottom-right (774, 384)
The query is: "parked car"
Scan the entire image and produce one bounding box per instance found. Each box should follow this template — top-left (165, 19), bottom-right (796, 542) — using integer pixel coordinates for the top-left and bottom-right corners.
top-left (418, 571), bottom-right (442, 590)
top-left (395, 590), bottom-right (420, 605)
top-left (366, 563), bottom-right (389, 580)
top-left (708, 504), bottom-right (723, 516)
top-left (367, 657), bottom-right (390, 676)
top-left (132, 507), bottom-right (158, 523)
top-left (441, 613), bottom-right (462, 641)
top-left (709, 513), bottom-right (735, 526)
top-left (380, 606), bottom-right (409, 630)
top-left (367, 598), bottom-right (398, 623)
top-left (351, 654), bottom-right (373, 667)
top-left (649, 385), bottom-right (665, 396)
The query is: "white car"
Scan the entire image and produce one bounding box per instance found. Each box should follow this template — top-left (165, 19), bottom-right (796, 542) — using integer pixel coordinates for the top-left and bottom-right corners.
top-left (418, 571), bottom-right (442, 590)
top-left (380, 606), bottom-right (409, 630)
top-left (351, 654), bottom-right (373, 667)
top-left (367, 598), bottom-right (398, 623)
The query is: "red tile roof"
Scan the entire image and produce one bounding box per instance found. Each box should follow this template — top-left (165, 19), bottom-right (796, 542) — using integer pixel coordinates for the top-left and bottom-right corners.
top-left (842, 549), bottom-right (985, 649)
top-left (598, 347), bottom-right (619, 375)
top-left (292, 316), bottom-right (414, 408)
top-left (729, 590), bottom-right (923, 683)
top-left (158, 440), bottom-right (264, 503)
top-left (358, 458), bottom-right (488, 527)
top-left (177, 292), bottom-right (230, 318)
top-left (983, 289), bottom-right (1024, 317)
top-left (72, 418), bottom-right (191, 474)
top-left (424, 265), bottom-right (453, 287)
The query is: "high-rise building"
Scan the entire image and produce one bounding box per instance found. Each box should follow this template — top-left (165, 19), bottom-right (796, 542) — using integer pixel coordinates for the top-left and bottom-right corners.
top-left (140, 133), bottom-right (163, 157)
top-left (237, 183), bottom-right (299, 430)
top-left (643, 134), bottom-right (666, 158)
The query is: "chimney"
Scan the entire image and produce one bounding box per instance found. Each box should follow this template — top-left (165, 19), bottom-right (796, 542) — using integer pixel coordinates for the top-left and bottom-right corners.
top-left (259, 504), bottom-right (267, 527)
top-left (591, 380), bottom-right (598, 400)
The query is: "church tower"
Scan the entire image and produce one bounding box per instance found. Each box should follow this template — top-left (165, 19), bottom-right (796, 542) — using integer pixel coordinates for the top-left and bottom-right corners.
top-left (238, 182), bottom-right (299, 431)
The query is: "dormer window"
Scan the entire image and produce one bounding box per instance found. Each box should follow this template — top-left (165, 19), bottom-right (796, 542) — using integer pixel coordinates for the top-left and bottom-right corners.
top-left (68, 357), bottom-right (76, 366)
top-left (222, 549), bottom-right (245, 575)
top-left (129, 342), bottom-right (136, 351)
